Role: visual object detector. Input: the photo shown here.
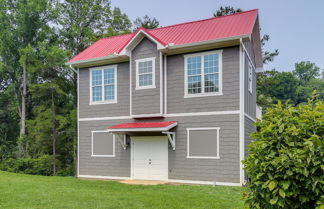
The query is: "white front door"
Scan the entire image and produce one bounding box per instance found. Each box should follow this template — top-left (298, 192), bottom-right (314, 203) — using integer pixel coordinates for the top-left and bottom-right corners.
top-left (132, 136), bottom-right (168, 180)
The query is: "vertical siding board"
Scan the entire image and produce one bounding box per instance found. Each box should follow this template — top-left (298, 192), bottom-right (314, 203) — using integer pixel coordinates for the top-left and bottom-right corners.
top-left (244, 116), bottom-right (256, 157)
top-left (244, 46), bottom-right (257, 118)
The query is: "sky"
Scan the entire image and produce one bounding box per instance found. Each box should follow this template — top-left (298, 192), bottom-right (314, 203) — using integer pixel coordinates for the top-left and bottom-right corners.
top-left (111, 0), bottom-right (324, 72)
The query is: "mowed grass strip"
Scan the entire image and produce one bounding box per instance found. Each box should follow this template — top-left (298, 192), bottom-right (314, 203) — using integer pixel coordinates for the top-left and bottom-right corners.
top-left (0, 171), bottom-right (244, 209)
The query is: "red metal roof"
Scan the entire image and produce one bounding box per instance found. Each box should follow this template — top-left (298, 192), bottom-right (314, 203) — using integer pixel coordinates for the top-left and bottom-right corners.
top-left (108, 121), bottom-right (177, 130)
top-left (68, 9), bottom-right (258, 64)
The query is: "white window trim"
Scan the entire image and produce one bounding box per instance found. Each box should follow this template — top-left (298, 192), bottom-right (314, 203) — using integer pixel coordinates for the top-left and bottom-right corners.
top-left (184, 50), bottom-right (223, 98)
top-left (248, 61), bottom-right (253, 94)
top-left (89, 65), bottom-right (117, 105)
top-left (91, 130), bottom-right (115, 157)
top-left (135, 57), bottom-right (156, 90)
top-left (186, 127), bottom-right (220, 159)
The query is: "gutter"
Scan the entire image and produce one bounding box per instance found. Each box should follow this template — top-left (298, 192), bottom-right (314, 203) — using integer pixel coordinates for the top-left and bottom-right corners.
top-left (68, 65), bottom-right (78, 74)
top-left (66, 53), bottom-right (120, 67)
top-left (166, 35), bottom-right (249, 50)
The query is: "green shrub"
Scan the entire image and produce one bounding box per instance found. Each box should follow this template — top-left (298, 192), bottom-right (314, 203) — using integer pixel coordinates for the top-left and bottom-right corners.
top-left (243, 96), bottom-right (324, 209)
top-left (0, 155), bottom-right (52, 176)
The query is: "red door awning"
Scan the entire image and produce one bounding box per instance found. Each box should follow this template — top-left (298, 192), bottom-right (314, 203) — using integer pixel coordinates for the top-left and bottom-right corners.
top-left (107, 121), bottom-right (177, 132)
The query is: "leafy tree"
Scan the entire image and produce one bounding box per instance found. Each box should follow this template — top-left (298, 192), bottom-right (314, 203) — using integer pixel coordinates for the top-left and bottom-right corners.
top-left (257, 70), bottom-right (299, 106)
top-left (59, 0), bottom-right (132, 56)
top-left (213, 6), bottom-right (242, 17)
top-left (0, 0), bottom-right (133, 176)
top-left (0, 0), bottom-right (59, 157)
top-left (261, 35), bottom-right (279, 64)
top-left (133, 15), bottom-right (160, 30)
top-left (213, 6), bottom-right (279, 64)
top-left (243, 95), bottom-right (324, 209)
top-left (58, 0), bottom-right (132, 175)
top-left (293, 61), bottom-right (320, 85)
top-left (257, 62), bottom-right (323, 107)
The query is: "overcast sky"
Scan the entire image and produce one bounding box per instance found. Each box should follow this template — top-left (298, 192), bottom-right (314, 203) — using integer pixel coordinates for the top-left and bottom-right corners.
top-left (112, 0), bottom-right (324, 72)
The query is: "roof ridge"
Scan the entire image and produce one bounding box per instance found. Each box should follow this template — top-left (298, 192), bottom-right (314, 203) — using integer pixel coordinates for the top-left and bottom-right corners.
top-left (91, 9), bottom-right (258, 42)
top-left (150, 9), bottom-right (258, 32)
top-left (101, 32), bottom-right (133, 40)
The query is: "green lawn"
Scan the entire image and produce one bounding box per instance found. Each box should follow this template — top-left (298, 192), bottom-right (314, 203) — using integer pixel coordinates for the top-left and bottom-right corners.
top-left (0, 171), bottom-right (244, 209)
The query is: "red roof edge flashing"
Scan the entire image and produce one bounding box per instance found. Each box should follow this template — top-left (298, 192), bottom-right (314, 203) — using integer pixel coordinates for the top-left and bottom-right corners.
top-left (117, 26), bottom-right (167, 53)
top-left (108, 121), bottom-right (178, 130)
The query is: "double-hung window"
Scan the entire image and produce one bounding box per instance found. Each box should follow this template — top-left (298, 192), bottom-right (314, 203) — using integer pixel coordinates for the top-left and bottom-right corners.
top-left (136, 57), bottom-right (156, 89)
top-left (90, 65), bottom-right (117, 104)
top-left (248, 61), bottom-right (253, 94)
top-left (185, 50), bottom-right (222, 97)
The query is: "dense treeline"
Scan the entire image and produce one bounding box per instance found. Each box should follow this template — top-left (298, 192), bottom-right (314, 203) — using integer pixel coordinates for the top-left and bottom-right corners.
top-left (0, 0), bottom-right (134, 175)
top-left (0, 2), bottom-right (322, 176)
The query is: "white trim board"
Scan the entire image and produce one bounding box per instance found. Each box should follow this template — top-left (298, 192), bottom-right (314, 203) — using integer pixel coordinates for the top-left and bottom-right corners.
top-left (239, 40), bottom-right (245, 186)
top-left (78, 110), bottom-right (241, 122)
top-left (79, 116), bottom-right (132, 122)
top-left (244, 113), bottom-right (256, 122)
top-left (160, 51), bottom-right (163, 114)
top-left (120, 29), bottom-right (165, 55)
top-left (77, 174), bottom-right (241, 186)
top-left (164, 55), bottom-right (168, 114)
top-left (166, 110), bottom-right (239, 117)
top-left (78, 175), bottom-right (130, 180)
top-left (77, 67), bottom-right (80, 177)
top-left (129, 53), bottom-right (132, 116)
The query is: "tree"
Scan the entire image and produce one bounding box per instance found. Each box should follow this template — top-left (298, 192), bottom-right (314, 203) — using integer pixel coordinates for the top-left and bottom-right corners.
top-left (58, 0), bottom-right (132, 175)
top-left (133, 15), bottom-right (160, 30)
top-left (261, 35), bottom-right (279, 64)
top-left (257, 70), bottom-right (299, 106)
top-left (0, 0), bottom-right (59, 157)
top-left (293, 61), bottom-right (320, 85)
top-left (243, 95), bottom-right (324, 209)
top-left (59, 0), bottom-right (132, 56)
top-left (213, 6), bottom-right (279, 64)
top-left (213, 6), bottom-right (242, 17)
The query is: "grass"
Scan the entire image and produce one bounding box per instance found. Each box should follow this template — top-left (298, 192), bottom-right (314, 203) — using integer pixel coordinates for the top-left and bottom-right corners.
top-left (0, 171), bottom-right (245, 209)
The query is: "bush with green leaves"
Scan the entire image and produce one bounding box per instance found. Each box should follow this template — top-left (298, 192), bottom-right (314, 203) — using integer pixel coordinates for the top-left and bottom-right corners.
top-left (0, 155), bottom-right (53, 176)
top-left (243, 96), bottom-right (324, 209)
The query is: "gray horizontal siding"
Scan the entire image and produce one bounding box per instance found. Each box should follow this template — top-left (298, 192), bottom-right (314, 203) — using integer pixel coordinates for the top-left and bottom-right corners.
top-left (78, 114), bottom-right (240, 183)
top-left (244, 116), bottom-right (256, 158)
top-left (166, 46), bottom-right (240, 114)
top-left (79, 119), bottom-right (131, 177)
top-left (79, 62), bottom-right (130, 118)
top-left (131, 37), bottom-right (161, 115)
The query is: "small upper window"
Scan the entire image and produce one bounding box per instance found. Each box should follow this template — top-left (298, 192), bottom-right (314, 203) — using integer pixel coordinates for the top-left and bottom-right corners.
top-left (185, 50), bottom-right (222, 98)
top-left (248, 61), bottom-right (253, 94)
top-left (136, 57), bottom-right (156, 89)
top-left (90, 65), bottom-right (117, 104)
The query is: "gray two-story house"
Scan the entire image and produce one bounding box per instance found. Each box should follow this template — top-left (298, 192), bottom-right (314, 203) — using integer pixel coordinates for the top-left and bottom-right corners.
top-left (68, 9), bottom-right (263, 186)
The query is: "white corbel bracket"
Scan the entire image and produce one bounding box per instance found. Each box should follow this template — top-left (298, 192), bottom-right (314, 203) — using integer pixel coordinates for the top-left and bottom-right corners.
top-left (115, 134), bottom-right (128, 150)
top-left (162, 131), bottom-right (176, 150)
